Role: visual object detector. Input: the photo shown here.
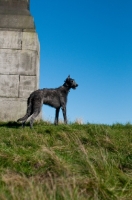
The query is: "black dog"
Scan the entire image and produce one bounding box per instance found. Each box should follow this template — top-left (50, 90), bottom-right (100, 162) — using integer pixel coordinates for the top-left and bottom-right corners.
top-left (17, 75), bottom-right (78, 128)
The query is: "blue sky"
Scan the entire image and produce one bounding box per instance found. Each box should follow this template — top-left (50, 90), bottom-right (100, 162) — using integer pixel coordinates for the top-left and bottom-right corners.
top-left (30, 0), bottom-right (132, 124)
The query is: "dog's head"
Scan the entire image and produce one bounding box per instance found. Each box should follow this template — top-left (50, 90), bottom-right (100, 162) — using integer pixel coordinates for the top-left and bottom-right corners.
top-left (64, 75), bottom-right (78, 89)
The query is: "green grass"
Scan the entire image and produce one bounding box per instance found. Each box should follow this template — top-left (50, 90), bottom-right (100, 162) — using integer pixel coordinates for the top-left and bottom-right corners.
top-left (0, 121), bottom-right (132, 200)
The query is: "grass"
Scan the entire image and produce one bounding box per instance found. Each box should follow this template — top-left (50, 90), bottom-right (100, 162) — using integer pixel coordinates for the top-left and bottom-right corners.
top-left (0, 121), bottom-right (132, 200)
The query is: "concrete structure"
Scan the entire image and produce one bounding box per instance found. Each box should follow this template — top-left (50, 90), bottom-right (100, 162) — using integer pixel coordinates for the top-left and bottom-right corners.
top-left (0, 0), bottom-right (40, 121)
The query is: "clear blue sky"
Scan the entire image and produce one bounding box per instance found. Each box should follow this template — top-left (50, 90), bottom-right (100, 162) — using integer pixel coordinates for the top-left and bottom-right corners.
top-left (30, 0), bottom-right (132, 124)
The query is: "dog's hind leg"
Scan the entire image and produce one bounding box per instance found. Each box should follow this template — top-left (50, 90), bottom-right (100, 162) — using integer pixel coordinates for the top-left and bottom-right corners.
top-left (17, 97), bottom-right (32, 127)
top-left (54, 108), bottom-right (60, 125)
top-left (29, 100), bottom-right (43, 129)
top-left (30, 110), bottom-right (40, 128)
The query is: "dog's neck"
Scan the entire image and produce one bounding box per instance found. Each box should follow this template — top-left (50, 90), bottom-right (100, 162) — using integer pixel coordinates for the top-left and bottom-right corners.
top-left (63, 82), bottom-right (71, 92)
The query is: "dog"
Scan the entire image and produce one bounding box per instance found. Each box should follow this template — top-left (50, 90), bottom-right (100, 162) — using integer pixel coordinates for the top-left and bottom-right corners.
top-left (17, 75), bottom-right (78, 128)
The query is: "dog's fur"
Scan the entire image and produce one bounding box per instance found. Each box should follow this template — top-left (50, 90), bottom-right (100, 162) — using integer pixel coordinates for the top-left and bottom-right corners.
top-left (17, 75), bottom-right (78, 128)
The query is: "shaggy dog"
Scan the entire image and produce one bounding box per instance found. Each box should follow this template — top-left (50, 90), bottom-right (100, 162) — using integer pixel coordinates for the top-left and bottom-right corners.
top-left (17, 75), bottom-right (78, 128)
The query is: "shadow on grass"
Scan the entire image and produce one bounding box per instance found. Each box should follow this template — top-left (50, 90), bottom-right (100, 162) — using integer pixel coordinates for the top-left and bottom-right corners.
top-left (0, 121), bottom-right (30, 129)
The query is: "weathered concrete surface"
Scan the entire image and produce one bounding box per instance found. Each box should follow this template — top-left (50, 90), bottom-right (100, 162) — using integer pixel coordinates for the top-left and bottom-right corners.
top-left (0, 8), bottom-right (30, 16)
top-left (0, 75), bottom-right (19, 97)
top-left (0, 0), bottom-right (40, 121)
top-left (0, 30), bottom-right (39, 51)
top-left (0, 0), bottom-right (30, 15)
top-left (36, 51), bottom-right (40, 89)
top-left (0, 15), bottom-right (35, 29)
top-left (0, 0), bottom-right (29, 9)
top-left (0, 31), bottom-right (22, 49)
top-left (19, 76), bottom-right (36, 98)
top-left (22, 32), bottom-right (40, 51)
top-left (0, 98), bottom-right (27, 121)
top-left (0, 49), bottom-right (38, 75)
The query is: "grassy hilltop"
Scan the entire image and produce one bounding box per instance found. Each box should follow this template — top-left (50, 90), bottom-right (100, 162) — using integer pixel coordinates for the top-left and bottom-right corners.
top-left (0, 121), bottom-right (132, 200)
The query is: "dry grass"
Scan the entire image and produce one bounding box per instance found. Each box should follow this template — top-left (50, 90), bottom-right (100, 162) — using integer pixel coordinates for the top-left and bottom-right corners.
top-left (0, 121), bottom-right (132, 200)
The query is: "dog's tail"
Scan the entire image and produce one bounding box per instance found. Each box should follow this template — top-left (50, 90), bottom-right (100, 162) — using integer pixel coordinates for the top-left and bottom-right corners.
top-left (17, 96), bottom-right (32, 122)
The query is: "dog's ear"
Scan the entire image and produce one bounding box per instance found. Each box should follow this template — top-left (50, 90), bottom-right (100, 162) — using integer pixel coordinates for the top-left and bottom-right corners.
top-left (64, 75), bottom-right (70, 83)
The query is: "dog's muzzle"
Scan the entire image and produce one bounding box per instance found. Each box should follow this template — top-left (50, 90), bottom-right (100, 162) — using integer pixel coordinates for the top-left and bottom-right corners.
top-left (73, 84), bottom-right (78, 89)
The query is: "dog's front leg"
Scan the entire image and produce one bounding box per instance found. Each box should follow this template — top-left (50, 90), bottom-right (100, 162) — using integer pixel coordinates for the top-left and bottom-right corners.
top-left (54, 108), bottom-right (60, 125)
top-left (62, 106), bottom-right (67, 124)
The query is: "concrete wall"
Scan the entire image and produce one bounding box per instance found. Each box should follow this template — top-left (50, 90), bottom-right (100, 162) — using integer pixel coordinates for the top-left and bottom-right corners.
top-left (0, 0), bottom-right (40, 121)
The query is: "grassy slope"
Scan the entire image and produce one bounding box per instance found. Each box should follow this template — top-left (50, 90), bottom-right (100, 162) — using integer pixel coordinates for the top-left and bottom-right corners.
top-left (0, 121), bottom-right (132, 200)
